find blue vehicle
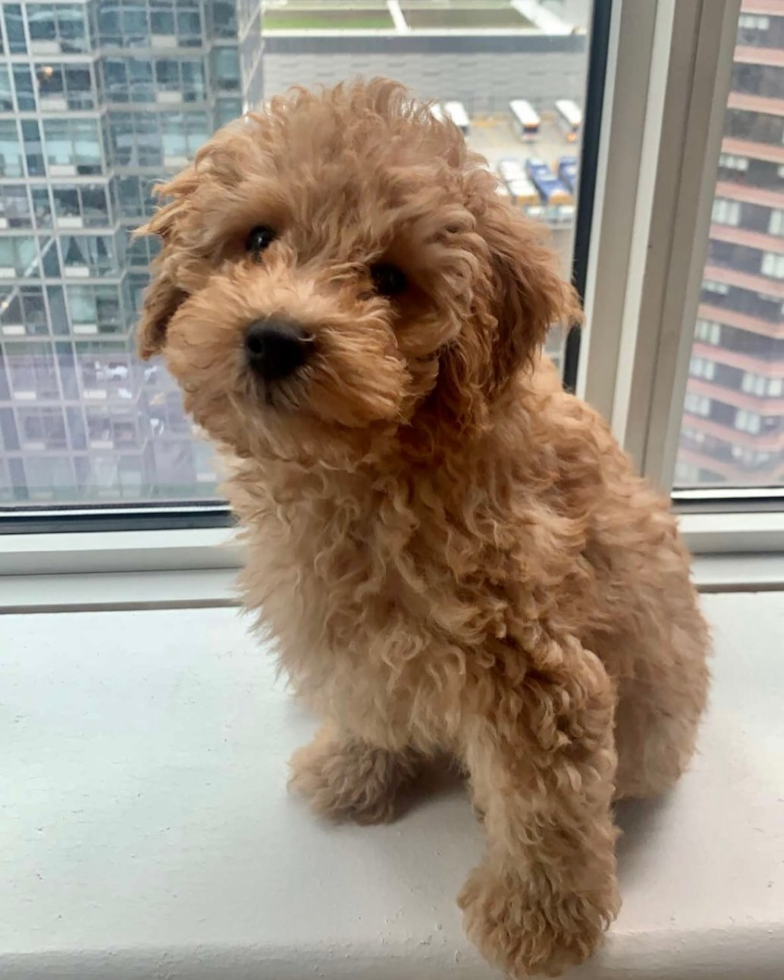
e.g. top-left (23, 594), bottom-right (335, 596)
top-left (525, 158), bottom-right (575, 224)
top-left (557, 156), bottom-right (579, 194)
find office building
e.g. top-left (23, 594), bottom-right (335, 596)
top-left (0, 0), bottom-right (260, 501)
top-left (677, 0), bottom-right (784, 486)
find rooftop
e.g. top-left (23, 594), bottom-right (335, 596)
top-left (261, 1), bottom-right (565, 34)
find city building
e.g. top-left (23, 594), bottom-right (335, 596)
top-left (0, 0), bottom-right (260, 502)
top-left (677, 0), bottom-right (784, 486)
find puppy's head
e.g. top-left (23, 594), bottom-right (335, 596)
top-left (136, 79), bottom-right (578, 461)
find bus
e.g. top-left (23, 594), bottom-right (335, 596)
top-left (556, 155), bottom-right (579, 194)
top-left (509, 100), bottom-right (541, 142)
top-left (525, 158), bottom-right (574, 223)
top-left (555, 99), bottom-right (582, 142)
top-left (442, 101), bottom-right (470, 135)
top-left (495, 160), bottom-right (542, 217)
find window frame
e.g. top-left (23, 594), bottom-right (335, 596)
top-left (3, 0), bottom-right (783, 566)
top-left (574, 0), bottom-right (784, 551)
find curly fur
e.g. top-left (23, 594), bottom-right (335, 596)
top-left (136, 79), bottom-right (710, 977)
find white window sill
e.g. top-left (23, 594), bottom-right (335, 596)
top-left (2, 594), bottom-right (783, 979)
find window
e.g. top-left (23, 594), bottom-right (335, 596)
top-left (27, 4), bottom-right (89, 55)
top-left (690, 357), bottom-right (716, 382)
top-left (18, 406), bottom-right (67, 449)
top-left (712, 198), bottom-right (740, 226)
top-left (735, 409), bottom-right (762, 435)
top-left (0, 285), bottom-right (48, 337)
top-left (0, 120), bottom-right (25, 177)
top-left (695, 319), bottom-right (722, 346)
top-left (0, 0), bottom-right (593, 507)
top-left (719, 153), bottom-right (749, 172)
top-left (43, 118), bottom-right (102, 175)
top-left (685, 393), bottom-right (712, 418)
top-left (52, 184), bottom-right (111, 229)
top-left (675, 7), bottom-right (784, 489)
top-left (738, 14), bottom-right (770, 31)
top-left (35, 62), bottom-right (95, 110)
top-left (761, 252), bottom-right (784, 280)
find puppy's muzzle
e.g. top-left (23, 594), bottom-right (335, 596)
top-left (244, 316), bottom-right (311, 382)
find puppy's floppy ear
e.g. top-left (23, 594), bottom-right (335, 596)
top-left (134, 166), bottom-right (198, 360)
top-left (480, 194), bottom-right (581, 394)
top-left (436, 190), bottom-right (580, 431)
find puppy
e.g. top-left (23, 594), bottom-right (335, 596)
top-left (136, 79), bottom-right (709, 978)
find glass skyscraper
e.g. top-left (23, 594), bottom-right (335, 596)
top-left (0, 0), bottom-right (262, 502)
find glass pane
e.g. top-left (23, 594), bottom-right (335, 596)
top-left (675, 4), bottom-right (784, 489)
top-left (1, 0), bottom-right (595, 506)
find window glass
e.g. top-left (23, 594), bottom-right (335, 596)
top-left (676, 5), bottom-right (784, 488)
top-left (0, 0), bottom-right (594, 504)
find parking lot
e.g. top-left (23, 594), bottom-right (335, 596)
top-left (464, 114), bottom-right (579, 280)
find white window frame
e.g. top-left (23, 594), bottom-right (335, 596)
top-left (1, 0), bottom-right (781, 580)
top-left (576, 0), bottom-right (784, 559)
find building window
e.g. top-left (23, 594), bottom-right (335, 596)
top-left (0, 284), bottom-right (48, 336)
top-left (18, 406), bottom-right (67, 449)
top-left (0, 65), bottom-right (13, 111)
top-left (60, 235), bottom-right (118, 278)
top-left (0, 237), bottom-right (39, 279)
top-left (690, 356), bottom-right (716, 381)
top-left (769, 210), bottom-right (784, 238)
top-left (761, 252), bottom-right (784, 280)
top-left (52, 184), bottom-right (111, 229)
top-left (719, 153), bottom-right (749, 172)
top-left (35, 62), bottom-right (95, 111)
top-left (742, 372), bottom-right (770, 397)
top-left (712, 198), bottom-right (740, 226)
top-left (738, 14), bottom-right (770, 31)
top-left (703, 279), bottom-right (730, 295)
top-left (695, 319), bottom-right (722, 345)
top-left (27, 4), bottom-right (89, 55)
top-left (6, 342), bottom-right (60, 400)
top-left (684, 393), bottom-right (712, 417)
top-left (735, 409), bottom-right (762, 434)
top-left (0, 120), bottom-right (25, 178)
top-left (67, 285), bottom-right (123, 335)
top-left (43, 118), bottom-right (102, 175)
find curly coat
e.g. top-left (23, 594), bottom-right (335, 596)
top-left (136, 79), bottom-right (710, 978)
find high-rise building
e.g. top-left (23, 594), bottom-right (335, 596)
top-left (677, 0), bottom-right (784, 487)
top-left (0, 0), bottom-right (261, 502)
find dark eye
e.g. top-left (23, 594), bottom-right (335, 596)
top-left (245, 225), bottom-right (277, 254)
top-left (370, 263), bottom-right (407, 298)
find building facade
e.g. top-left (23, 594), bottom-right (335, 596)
top-left (677, 0), bottom-right (784, 487)
top-left (0, 0), bottom-right (260, 502)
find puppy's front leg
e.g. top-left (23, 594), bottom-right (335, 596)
top-left (458, 637), bottom-right (620, 978)
top-left (289, 724), bottom-right (420, 825)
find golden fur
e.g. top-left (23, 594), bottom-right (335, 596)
top-left (136, 79), bottom-right (710, 977)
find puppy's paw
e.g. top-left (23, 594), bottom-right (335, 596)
top-left (288, 734), bottom-right (414, 826)
top-left (458, 861), bottom-right (618, 978)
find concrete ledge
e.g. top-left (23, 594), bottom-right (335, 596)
top-left (2, 595), bottom-right (782, 978)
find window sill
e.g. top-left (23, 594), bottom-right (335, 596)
top-left (3, 510), bottom-right (784, 582)
top-left (2, 595), bottom-right (783, 979)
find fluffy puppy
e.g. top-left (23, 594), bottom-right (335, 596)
top-left (135, 79), bottom-right (709, 978)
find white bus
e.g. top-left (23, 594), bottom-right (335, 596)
top-left (442, 101), bottom-right (470, 135)
top-left (555, 99), bottom-right (582, 142)
top-left (509, 100), bottom-right (541, 142)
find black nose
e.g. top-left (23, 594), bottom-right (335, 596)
top-left (244, 316), bottom-right (310, 382)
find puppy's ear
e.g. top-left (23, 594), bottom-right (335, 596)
top-left (481, 195), bottom-right (581, 394)
top-left (134, 167), bottom-right (198, 360)
top-left (436, 193), bottom-right (580, 431)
